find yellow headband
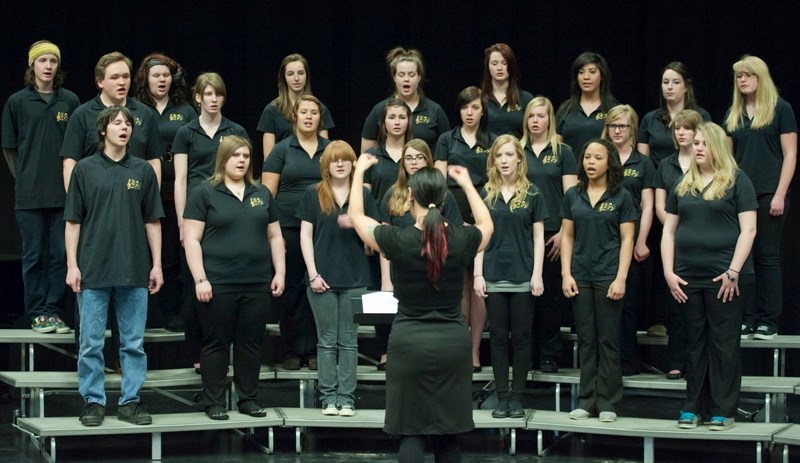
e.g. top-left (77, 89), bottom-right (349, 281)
top-left (28, 42), bottom-right (61, 66)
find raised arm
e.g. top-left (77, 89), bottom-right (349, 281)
top-left (350, 154), bottom-right (382, 252)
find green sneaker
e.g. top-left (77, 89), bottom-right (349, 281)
top-left (49, 315), bottom-right (71, 334)
top-left (31, 315), bottom-right (56, 333)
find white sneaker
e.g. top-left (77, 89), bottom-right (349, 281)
top-left (569, 408), bottom-right (591, 420)
top-left (599, 411), bottom-right (617, 422)
top-left (322, 403), bottom-right (338, 416)
top-left (338, 404), bottom-right (356, 417)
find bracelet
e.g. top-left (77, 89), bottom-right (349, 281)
top-left (194, 277), bottom-right (208, 285)
top-left (309, 274), bottom-right (321, 283)
top-left (728, 268), bottom-right (740, 273)
top-left (725, 271), bottom-right (738, 282)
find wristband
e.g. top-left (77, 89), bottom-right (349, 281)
top-left (309, 274), bottom-right (321, 283)
top-left (725, 271), bottom-right (738, 282)
top-left (728, 268), bottom-right (740, 273)
top-left (194, 277), bottom-right (208, 285)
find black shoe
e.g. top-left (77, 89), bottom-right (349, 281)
top-left (80, 402), bottom-right (105, 426)
top-left (540, 360), bottom-right (559, 373)
top-left (239, 401), bottom-right (267, 417)
top-left (118, 402), bottom-right (152, 425)
top-left (377, 361), bottom-right (387, 371)
top-left (621, 361), bottom-right (640, 376)
top-left (472, 365), bottom-right (482, 373)
top-left (492, 400), bottom-right (509, 418)
top-left (307, 355), bottom-right (318, 371)
top-left (283, 354), bottom-right (301, 370)
top-left (508, 400), bottom-right (526, 418)
top-left (164, 315), bottom-right (186, 332)
top-left (206, 405), bottom-right (229, 421)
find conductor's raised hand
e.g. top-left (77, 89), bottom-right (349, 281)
top-left (355, 153), bottom-right (379, 173)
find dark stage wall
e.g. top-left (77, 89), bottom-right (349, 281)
top-left (1, 1), bottom-right (799, 332)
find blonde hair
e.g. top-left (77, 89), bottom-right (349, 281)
top-left (725, 55), bottom-right (779, 132)
top-left (316, 141), bottom-right (357, 215)
top-left (675, 122), bottom-right (738, 201)
top-left (602, 104), bottom-right (639, 147)
top-left (670, 109), bottom-right (703, 149)
top-left (520, 96), bottom-right (561, 157)
top-left (210, 136), bottom-right (255, 186)
top-left (387, 139), bottom-right (433, 217)
top-left (483, 135), bottom-right (534, 212)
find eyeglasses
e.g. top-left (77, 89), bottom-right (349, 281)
top-left (735, 72), bottom-right (756, 80)
top-left (403, 154), bottom-right (426, 163)
top-left (607, 124), bottom-right (631, 132)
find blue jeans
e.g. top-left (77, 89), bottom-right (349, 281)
top-left (307, 287), bottom-right (365, 407)
top-left (77, 287), bottom-right (148, 406)
top-left (15, 208), bottom-right (68, 321)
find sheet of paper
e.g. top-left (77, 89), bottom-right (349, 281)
top-left (361, 291), bottom-right (398, 314)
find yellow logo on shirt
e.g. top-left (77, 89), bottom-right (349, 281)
top-left (134, 117), bottom-right (142, 126)
top-left (595, 113), bottom-right (606, 121)
top-left (169, 113), bottom-right (185, 121)
top-left (476, 146), bottom-right (489, 154)
top-left (542, 155), bottom-right (558, 164)
top-left (507, 104), bottom-right (520, 112)
top-left (623, 168), bottom-right (639, 177)
top-left (56, 111), bottom-right (69, 122)
top-left (127, 179), bottom-right (141, 190)
top-left (416, 115), bottom-right (431, 125)
top-left (250, 197), bottom-right (264, 207)
top-left (598, 202), bottom-right (615, 212)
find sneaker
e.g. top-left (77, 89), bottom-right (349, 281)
top-left (492, 400), bottom-right (510, 418)
top-left (508, 400), bottom-right (525, 419)
top-left (79, 402), bottom-right (105, 426)
top-left (540, 360), bottom-right (559, 373)
top-left (677, 411), bottom-right (699, 429)
top-left (307, 356), bottom-right (318, 371)
top-left (31, 315), bottom-right (56, 333)
top-left (741, 324), bottom-right (754, 340)
top-left (117, 402), bottom-right (152, 425)
top-left (599, 411), bottom-right (617, 422)
top-left (282, 355), bottom-right (301, 370)
top-left (708, 416), bottom-right (735, 431)
top-left (322, 403), bottom-right (338, 416)
top-left (49, 315), bottom-right (71, 334)
top-left (754, 325), bottom-right (777, 340)
top-left (338, 404), bottom-right (356, 417)
top-left (569, 408), bottom-right (591, 420)
top-left (646, 324), bottom-right (667, 337)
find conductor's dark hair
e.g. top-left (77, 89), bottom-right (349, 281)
top-left (408, 167), bottom-right (449, 288)
top-left (576, 138), bottom-right (623, 196)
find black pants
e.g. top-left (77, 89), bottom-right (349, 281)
top-left (276, 227), bottom-right (317, 359)
top-left (620, 257), bottom-right (649, 365)
top-left (399, 435), bottom-right (460, 463)
top-left (156, 198), bottom-right (183, 323)
top-left (572, 280), bottom-right (623, 414)
top-left (486, 291), bottom-right (533, 401)
top-left (744, 194), bottom-right (787, 331)
top-left (197, 289), bottom-right (270, 409)
top-left (534, 232), bottom-right (569, 365)
top-left (683, 276), bottom-right (752, 418)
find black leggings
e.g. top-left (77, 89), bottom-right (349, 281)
top-left (399, 435), bottom-right (461, 463)
top-left (486, 291), bottom-right (533, 401)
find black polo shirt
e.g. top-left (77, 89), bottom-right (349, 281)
top-left (2, 86), bottom-right (80, 209)
top-left (434, 126), bottom-right (496, 187)
top-left (621, 150), bottom-right (655, 211)
top-left (556, 106), bottom-right (610, 160)
top-left (482, 184), bottom-right (549, 282)
top-left (59, 96), bottom-right (164, 162)
top-left (183, 181), bottom-right (278, 288)
top-left (262, 135), bottom-right (331, 228)
top-left (379, 187), bottom-right (463, 227)
top-left (666, 170), bottom-right (758, 277)
top-left (143, 99), bottom-right (197, 194)
top-left (726, 98), bottom-right (797, 194)
top-left (256, 100), bottom-right (335, 143)
top-left (560, 186), bottom-right (637, 281)
top-left (638, 108), bottom-right (711, 166)
top-left (172, 116), bottom-right (249, 195)
top-left (525, 142), bottom-right (577, 233)
top-left (652, 153), bottom-right (685, 192)
top-left (486, 90), bottom-right (534, 138)
top-left (63, 151), bottom-right (164, 289)
top-left (363, 144), bottom-right (400, 203)
top-left (362, 96), bottom-right (450, 150)
top-left (296, 185), bottom-right (378, 288)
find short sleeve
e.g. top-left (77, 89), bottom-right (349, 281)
top-left (559, 187), bottom-right (577, 219)
top-left (295, 185), bottom-right (319, 224)
top-left (560, 144), bottom-right (578, 175)
top-left (776, 99), bottom-right (798, 135)
top-left (265, 187), bottom-right (280, 223)
top-left (434, 104), bottom-right (451, 136)
top-left (378, 188), bottom-right (393, 223)
top-left (734, 172), bottom-right (759, 212)
top-left (363, 187), bottom-right (380, 220)
top-left (374, 225), bottom-right (401, 260)
top-left (263, 143), bottom-right (287, 173)
top-left (256, 103), bottom-right (278, 134)
top-left (530, 188), bottom-right (550, 223)
top-left (443, 190), bottom-right (464, 225)
top-left (361, 103), bottom-right (382, 140)
top-left (637, 111), bottom-right (654, 144)
top-left (59, 110), bottom-right (89, 160)
top-left (172, 125), bottom-right (191, 155)
top-left (143, 112), bottom-right (165, 160)
top-left (1, 97), bottom-right (18, 149)
top-left (320, 102), bottom-right (335, 131)
top-left (183, 185), bottom-right (209, 221)
top-left (665, 187), bottom-right (679, 215)
top-left (642, 156), bottom-right (656, 189)
top-left (618, 189), bottom-right (639, 223)
top-left (434, 131), bottom-right (451, 162)
top-left (63, 165), bottom-right (85, 222)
